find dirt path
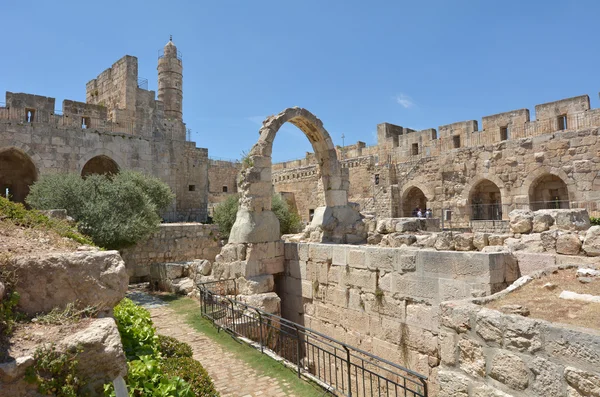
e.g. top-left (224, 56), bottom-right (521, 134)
top-left (149, 304), bottom-right (297, 397)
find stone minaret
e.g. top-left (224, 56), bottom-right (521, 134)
top-left (158, 36), bottom-right (183, 121)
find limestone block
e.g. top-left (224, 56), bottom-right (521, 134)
top-left (439, 279), bottom-right (470, 301)
top-left (475, 308), bottom-right (504, 344)
top-left (171, 277), bottom-right (194, 295)
top-left (489, 352), bottom-right (530, 390)
top-left (11, 250), bottom-right (128, 316)
top-left (509, 210), bottom-right (533, 234)
top-left (488, 233), bottom-right (512, 246)
top-left (415, 233), bottom-right (437, 248)
top-left (473, 233), bottom-right (489, 251)
top-left (229, 208), bottom-right (281, 244)
top-left (301, 280), bottom-right (314, 299)
top-left (504, 315), bottom-right (542, 353)
top-left (532, 211), bottom-right (555, 233)
top-left (434, 232), bottom-right (455, 251)
top-left (332, 245), bottom-right (348, 265)
top-left (544, 324), bottom-right (600, 368)
top-left (367, 233), bottom-right (383, 245)
top-left (240, 292), bottom-right (280, 314)
top-left (440, 302), bottom-right (478, 333)
top-left (383, 233), bottom-right (417, 247)
top-left (309, 244), bottom-right (333, 262)
top-left (341, 268), bottom-right (376, 292)
top-left (237, 275), bottom-right (274, 295)
top-left (406, 302), bottom-right (438, 331)
top-left (438, 370), bottom-right (469, 397)
top-left (540, 229), bottom-right (559, 252)
top-left (514, 252), bottom-right (556, 275)
top-left (284, 242), bottom-right (299, 260)
top-left (471, 384), bottom-right (512, 397)
top-left (583, 226), bottom-right (600, 256)
top-left (438, 330), bottom-right (457, 366)
top-left (564, 367), bottom-right (600, 397)
top-left (554, 209), bottom-right (591, 231)
top-left (394, 275), bottom-right (438, 301)
top-left (396, 251), bottom-right (417, 273)
top-left (556, 232), bottom-right (582, 255)
top-left (395, 219), bottom-right (420, 232)
top-left (365, 247), bottom-right (395, 271)
top-left (530, 357), bottom-right (564, 397)
top-left (454, 233), bottom-right (475, 251)
top-left (458, 338), bottom-right (486, 377)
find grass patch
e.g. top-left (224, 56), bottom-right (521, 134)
top-left (164, 296), bottom-right (329, 397)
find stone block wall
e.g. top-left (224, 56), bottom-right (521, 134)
top-left (438, 301), bottom-right (600, 396)
top-left (280, 243), bottom-right (519, 394)
top-left (120, 223), bottom-right (221, 282)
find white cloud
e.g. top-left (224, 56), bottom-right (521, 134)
top-left (395, 93), bottom-right (415, 109)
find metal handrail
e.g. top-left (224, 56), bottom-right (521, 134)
top-left (198, 279), bottom-right (428, 397)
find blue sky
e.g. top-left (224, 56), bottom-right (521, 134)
top-left (1, 1), bottom-right (599, 162)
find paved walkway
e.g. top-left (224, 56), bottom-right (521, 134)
top-left (131, 291), bottom-right (299, 396)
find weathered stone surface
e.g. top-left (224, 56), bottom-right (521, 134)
top-left (473, 233), bottom-right (489, 251)
top-left (476, 308), bottom-right (504, 344)
top-left (556, 233), bottom-right (582, 255)
top-left (530, 357), bottom-right (563, 397)
top-left (171, 277), bottom-right (194, 294)
top-left (564, 367), bottom-right (600, 397)
top-left (458, 338), bottom-right (486, 377)
top-left (583, 226), bottom-right (600, 256)
top-left (229, 208), bottom-right (281, 244)
top-left (488, 234), bottom-right (512, 246)
top-left (439, 331), bottom-right (457, 366)
top-left (0, 355), bottom-right (34, 383)
top-left (489, 352), bottom-right (529, 390)
top-left (514, 252), bottom-right (556, 275)
top-left (61, 317), bottom-right (128, 394)
top-left (11, 250), bottom-right (128, 315)
top-left (240, 292), bottom-right (281, 314)
top-left (434, 232), bottom-right (455, 251)
top-left (532, 211), bottom-right (555, 233)
top-left (540, 229), bottom-right (559, 251)
top-left (382, 233), bottom-right (417, 247)
top-left (237, 275), bottom-right (274, 295)
top-left (438, 370), bottom-right (469, 397)
top-left (455, 233), bottom-right (475, 251)
top-left (509, 210), bottom-right (533, 234)
top-left (554, 209), bottom-right (591, 231)
top-left (471, 384), bottom-right (512, 397)
top-left (500, 304), bottom-right (530, 317)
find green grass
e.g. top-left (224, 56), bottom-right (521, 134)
top-left (164, 296), bottom-right (330, 397)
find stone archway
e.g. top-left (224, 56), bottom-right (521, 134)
top-left (402, 186), bottom-right (427, 217)
top-left (0, 147), bottom-right (38, 204)
top-left (81, 155), bottom-right (120, 177)
top-left (529, 173), bottom-right (570, 210)
top-left (229, 107), bottom-right (360, 244)
top-left (469, 179), bottom-right (502, 220)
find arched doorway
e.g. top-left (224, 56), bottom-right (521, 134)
top-left (469, 179), bottom-right (502, 220)
top-left (529, 174), bottom-right (569, 210)
top-left (229, 107), bottom-right (358, 244)
top-left (402, 187), bottom-right (427, 217)
top-left (0, 148), bottom-right (38, 204)
top-left (81, 155), bottom-right (119, 177)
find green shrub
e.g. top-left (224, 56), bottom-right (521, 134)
top-left (591, 216), bottom-right (600, 226)
top-left (0, 267), bottom-right (20, 338)
top-left (26, 171), bottom-right (174, 249)
top-left (0, 196), bottom-right (93, 246)
top-left (112, 298), bottom-right (159, 360)
top-left (162, 357), bottom-right (220, 397)
top-left (104, 355), bottom-right (194, 397)
top-left (158, 334), bottom-right (193, 358)
top-left (213, 193), bottom-right (302, 239)
top-left (25, 344), bottom-right (83, 397)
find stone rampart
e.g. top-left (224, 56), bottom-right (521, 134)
top-left (120, 223), bottom-right (221, 282)
top-left (438, 300), bottom-right (600, 396)
top-left (279, 243), bottom-right (519, 394)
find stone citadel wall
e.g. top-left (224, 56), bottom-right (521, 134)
top-left (0, 42), bottom-right (209, 222)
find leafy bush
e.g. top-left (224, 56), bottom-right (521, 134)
top-left (25, 344), bottom-right (83, 397)
top-left (0, 196), bottom-right (93, 246)
top-left (591, 216), bottom-right (600, 226)
top-left (112, 298), bottom-right (159, 360)
top-left (212, 194), bottom-right (240, 239)
top-left (104, 355), bottom-right (193, 397)
top-left (158, 334), bottom-right (193, 358)
top-left (162, 357), bottom-right (220, 397)
top-left (0, 267), bottom-right (20, 338)
top-left (26, 171), bottom-right (174, 249)
top-left (213, 193), bottom-right (302, 239)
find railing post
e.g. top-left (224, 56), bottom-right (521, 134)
top-left (256, 309), bottom-right (264, 354)
top-left (344, 345), bottom-right (352, 397)
top-left (294, 325), bottom-right (301, 378)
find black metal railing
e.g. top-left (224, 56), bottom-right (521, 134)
top-left (199, 280), bottom-right (428, 397)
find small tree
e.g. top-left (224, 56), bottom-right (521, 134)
top-left (212, 193), bottom-right (302, 240)
top-left (27, 171), bottom-right (174, 250)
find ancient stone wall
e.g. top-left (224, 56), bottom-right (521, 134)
top-left (207, 159), bottom-right (241, 215)
top-left (438, 301), bottom-right (600, 397)
top-left (120, 223), bottom-right (221, 282)
top-left (279, 243), bottom-right (519, 395)
top-left (0, 40), bottom-right (209, 222)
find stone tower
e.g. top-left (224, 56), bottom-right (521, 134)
top-left (158, 36), bottom-right (183, 121)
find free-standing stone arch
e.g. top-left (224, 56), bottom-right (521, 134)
top-left (0, 147), bottom-right (38, 204)
top-left (402, 186), bottom-right (428, 217)
top-left (529, 173), bottom-right (570, 210)
top-left (81, 155), bottom-right (120, 177)
top-left (229, 107), bottom-right (361, 244)
top-left (468, 179), bottom-right (502, 220)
